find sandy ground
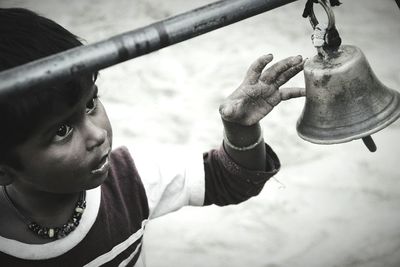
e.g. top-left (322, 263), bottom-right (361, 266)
top-left (1, 0), bottom-right (400, 266)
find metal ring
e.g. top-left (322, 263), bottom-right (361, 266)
top-left (309, 0), bottom-right (336, 30)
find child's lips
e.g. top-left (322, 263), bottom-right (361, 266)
top-left (91, 154), bottom-right (110, 175)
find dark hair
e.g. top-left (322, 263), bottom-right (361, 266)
top-left (0, 8), bottom-right (96, 168)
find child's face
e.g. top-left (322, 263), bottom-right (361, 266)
top-left (10, 85), bottom-right (113, 194)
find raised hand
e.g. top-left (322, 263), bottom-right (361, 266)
top-left (219, 54), bottom-right (305, 126)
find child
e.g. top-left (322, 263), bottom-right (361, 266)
top-left (0, 8), bottom-right (304, 267)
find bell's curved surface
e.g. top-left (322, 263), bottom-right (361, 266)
top-left (297, 45), bottom-right (400, 144)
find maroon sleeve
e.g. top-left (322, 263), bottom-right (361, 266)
top-left (203, 143), bottom-right (280, 206)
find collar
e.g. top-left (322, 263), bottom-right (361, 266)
top-left (0, 187), bottom-right (101, 259)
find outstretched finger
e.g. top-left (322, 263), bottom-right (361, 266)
top-left (280, 87), bottom-right (306, 101)
top-left (274, 59), bottom-right (305, 87)
top-left (245, 54), bottom-right (274, 84)
top-left (260, 55), bottom-right (303, 83)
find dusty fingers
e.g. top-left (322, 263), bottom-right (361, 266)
top-left (245, 54), bottom-right (274, 84)
top-left (220, 55), bottom-right (305, 126)
top-left (274, 59), bottom-right (305, 87)
top-left (260, 55), bottom-right (303, 84)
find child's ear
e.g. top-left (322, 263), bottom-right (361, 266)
top-left (0, 165), bottom-right (15, 185)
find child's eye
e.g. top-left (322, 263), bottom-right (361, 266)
top-left (53, 124), bottom-right (73, 142)
top-left (86, 96), bottom-right (98, 114)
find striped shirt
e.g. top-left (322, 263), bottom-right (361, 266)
top-left (0, 144), bottom-right (280, 266)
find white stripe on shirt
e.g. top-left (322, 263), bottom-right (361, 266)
top-left (119, 242), bottom-right (142, 267)
top-left (83, 219), bottom-right (148, 267)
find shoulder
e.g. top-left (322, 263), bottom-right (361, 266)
top-left (109, 146), bottom-right (136, 174)
top-left (104, 146), bottom-right (149, 215)
top-left (107, 146), bottom-right (143, 187)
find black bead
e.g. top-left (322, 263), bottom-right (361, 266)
top-left (28, 223), bottom-right (36, 230)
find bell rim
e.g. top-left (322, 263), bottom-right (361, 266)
top-left (296, 89), bottom-right (400, 145)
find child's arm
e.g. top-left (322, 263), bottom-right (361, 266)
top-left (134, 55), bottom-right (305, 216)
top-left (219, 54), bottom-right (305, 171)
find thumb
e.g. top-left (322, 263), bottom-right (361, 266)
top-left (280, 87), bottom-right (306, 101)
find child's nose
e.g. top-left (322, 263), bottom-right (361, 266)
top-left (84, 118), bottom-right (107, 151)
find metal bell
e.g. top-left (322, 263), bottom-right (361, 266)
top-left (296, 45), bottom-right (400, 147)
top-left (297, 0), bottom-right (400, 152)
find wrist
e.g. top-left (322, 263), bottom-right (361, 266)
top-left (224, 129), bottom-right (263, 151)
top-left (222, 119), bottom-right (263, 149)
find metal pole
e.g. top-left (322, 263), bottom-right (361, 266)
top-left (0, 0), bottom-right (298, 96)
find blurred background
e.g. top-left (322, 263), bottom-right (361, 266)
top-left (1, 0), bottom-right (400, 266)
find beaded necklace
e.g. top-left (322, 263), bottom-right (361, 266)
top-left (2, 186), bottom-right (86, 240)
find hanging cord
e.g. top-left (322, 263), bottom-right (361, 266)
top-left (303, 0), bottom-right (342, 57)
